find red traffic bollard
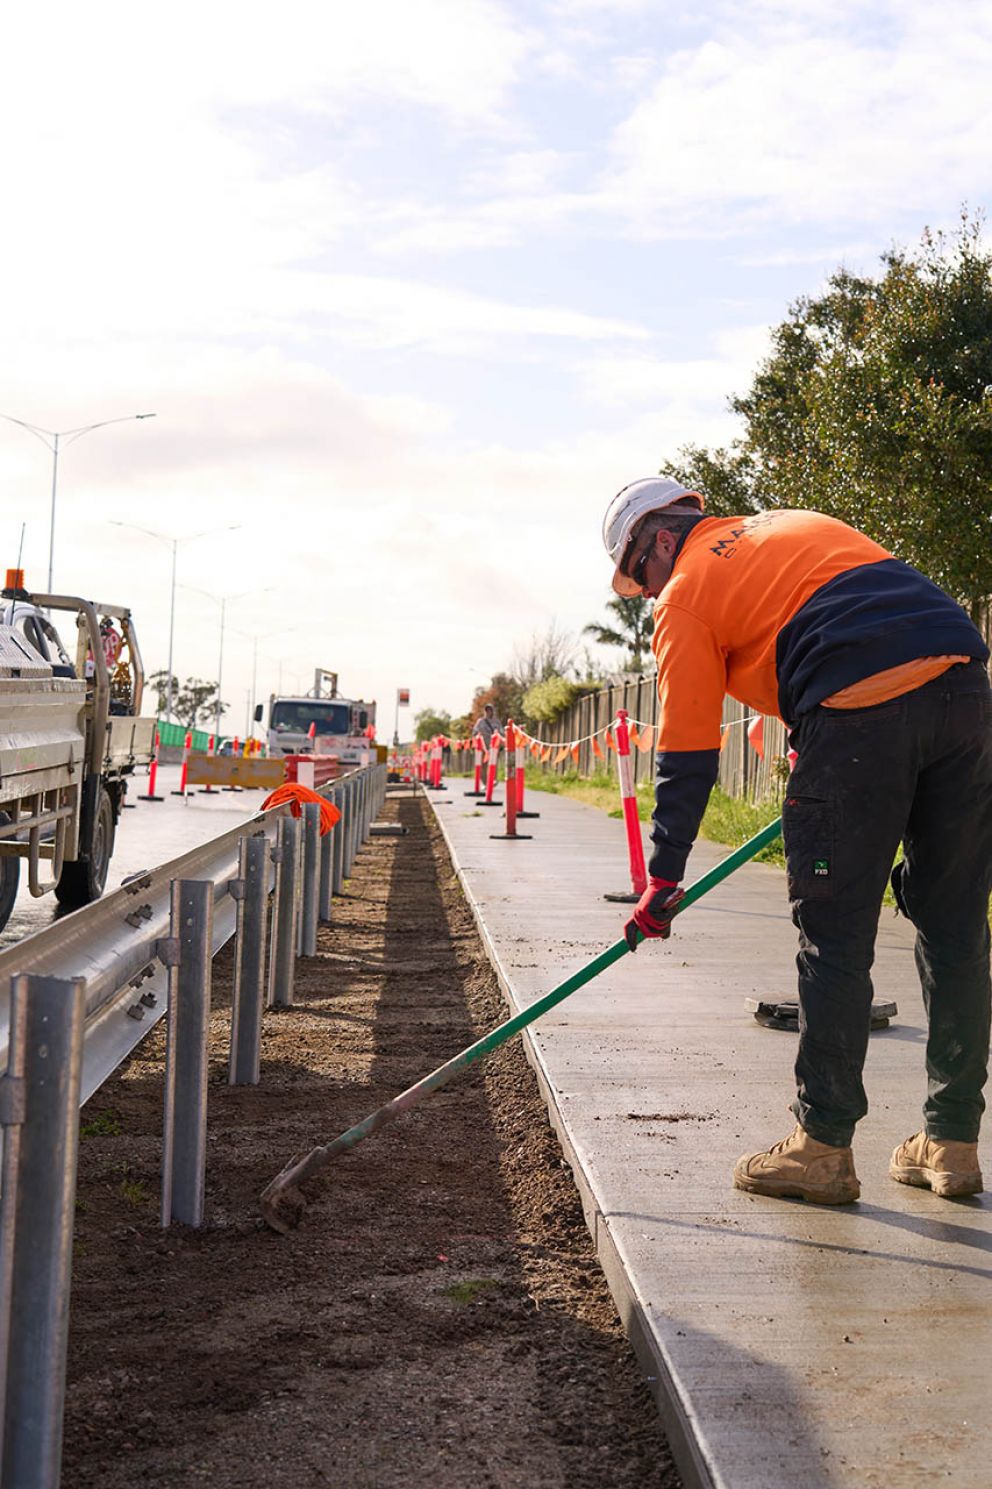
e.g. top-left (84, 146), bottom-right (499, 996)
top-left (172, 730), bottom-right (193, 796)
top-left (515, 728), bottom-right (540, 819)
top-left (199, 733), bottom-right (218, 794)
top-left (490, 721), bottom-right (531, 841)
top-left (604, 710), bottom-right (648, 902)
top-left (139, 729), bottom-right (164, 802)
top-left (465, 734), bottom-right (485, 797)
top-left (480, 732), bottom-right (502, 807)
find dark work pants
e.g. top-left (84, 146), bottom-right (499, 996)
top-left (784, 661), bottom-right (992, 1147)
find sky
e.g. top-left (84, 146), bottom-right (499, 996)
top-left (1, 0), bottom-right (990, 737)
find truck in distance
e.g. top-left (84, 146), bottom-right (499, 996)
top-left (255, 667), bottom-right (376, 766)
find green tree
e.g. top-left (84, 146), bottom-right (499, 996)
top-left (414, 707), bottom-right (452, 742)
top-left (583, 594), bottom-right (654, 672)
top-left (670, 213), bottom-right (992, 617)
top-left (148, 671), bottom-right (226, 727)
top-left (469, 673), bottom-right (525, 730)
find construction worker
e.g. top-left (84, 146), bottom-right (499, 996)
top-left (604, 477), bottom-right (992, 1204)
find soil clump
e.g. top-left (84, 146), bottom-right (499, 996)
top-left (63, 791), bottom-right (680, 1488)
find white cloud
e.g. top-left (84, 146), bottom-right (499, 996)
top-left (603, 2), bottom-right (992, 232)
top-left (576, 325), bottom-right (770, 425)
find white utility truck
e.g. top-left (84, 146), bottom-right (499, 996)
top-left (0, 572), bottom-right (154, 933)
top-left (256, 668), bottom-right (376, 765)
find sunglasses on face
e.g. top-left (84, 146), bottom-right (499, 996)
top-left (627, 533), bottom-right (656, 589)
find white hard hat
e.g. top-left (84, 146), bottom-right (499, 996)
top-left (603, 477), bottom-right (704, 594)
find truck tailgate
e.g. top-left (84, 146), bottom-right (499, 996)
top-left (104, 715), bottom-right (156, 773)
top-left (0, 678), bottom-right (86, 806)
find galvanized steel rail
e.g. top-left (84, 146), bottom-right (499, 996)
top-left (0, 762), bottom-right (388, 1488)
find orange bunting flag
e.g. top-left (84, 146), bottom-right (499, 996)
top-left (530, 741), bottom-right (540, 758)
top-left (629, 725), bottom-right (640, 747)
top-left (553, 745), bottom-right (569, 765)
top-left (541, 746), bottom-right (552, 763)
top-left (605, 728), bottom-right (616, 753)
top-left (570, 742), bottom-right (580, 762)
top-left (636, 724), bottom-right (654, 753)
top-left (747, 715), bottom-right (765, 761)
top-left (592, 736), bottom-right (605, 760)
top-left (719, 725), bottom-right (731, 754)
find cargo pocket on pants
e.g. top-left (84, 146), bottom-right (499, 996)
top-left (783, 794), bottom-right (835, 901)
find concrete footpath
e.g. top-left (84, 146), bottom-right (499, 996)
top-left (427, 785), bottom-right (992, 1489)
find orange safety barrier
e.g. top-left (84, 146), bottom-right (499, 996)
top-left (285, 754), bottom-right (340, 791)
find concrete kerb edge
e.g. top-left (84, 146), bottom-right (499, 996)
top-left (425, 795), bottom-right (716, 1489)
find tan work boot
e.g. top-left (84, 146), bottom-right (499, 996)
top-left (889, 1132), bottom-right (983, 1197)
top-left (733, 1123), bottom-right (860, 1204)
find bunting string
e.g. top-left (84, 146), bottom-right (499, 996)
top-left (446, 712), bottom-right (761, 758)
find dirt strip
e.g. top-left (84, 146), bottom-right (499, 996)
top-left (63, 791), bottom-right (680, 1488)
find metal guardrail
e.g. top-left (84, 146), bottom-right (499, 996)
top-left (0, 762), bottom-right (389, 1489)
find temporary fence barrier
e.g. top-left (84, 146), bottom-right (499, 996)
top-left (186, 753), bottom-right (285, 792)
top-left (0, 760), bottom-right (387, 1489)
top-left (154, 721), bottom-right (211, 753)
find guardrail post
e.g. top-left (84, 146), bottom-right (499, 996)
top-left (0, 973), bottom-right (86, 1489)
top-left (161, 880), bottom-right (213, 1228)
top-left (229, 835), bottom-right (268, 1085)
top-left (268, 815), bottom-right (299, 1008)
top-left (299, 802), bottom-right (321, 956)
top-left (343, 778), bottom-right (357, 881)
top-left (332, 785), bottom-right (345, 894)
top-left (318, 806), bottom-right (334, 923)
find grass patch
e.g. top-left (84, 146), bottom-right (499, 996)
top-left (442, 1278), bottom-right (500, 1305)
top-left (113, 1162), bottom-right (152, 1207)
top-left (699, 787), bottom-right (786, 866)
top-left (80, 1109), bottom-right (122, 1139)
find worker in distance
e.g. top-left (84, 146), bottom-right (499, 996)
top-left (605, 477), bottom-right (992, 1203)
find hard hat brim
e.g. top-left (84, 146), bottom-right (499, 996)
top-left (612, 564), bottom-right (643, 598)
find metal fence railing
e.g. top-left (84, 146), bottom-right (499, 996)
top-left (0, 763), bottom-right (388, 1489)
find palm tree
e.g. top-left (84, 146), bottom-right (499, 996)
top-left (583, 595), bottom-right (654, 673)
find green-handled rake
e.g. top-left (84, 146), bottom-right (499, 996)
top-left (260, 817), bottom-right (782, 1232)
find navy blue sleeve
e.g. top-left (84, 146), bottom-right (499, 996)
top-left (647, 749), bottom-right (721, 883)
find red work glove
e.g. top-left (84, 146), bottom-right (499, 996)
top-left (624, 878), bottom-right (684, 950)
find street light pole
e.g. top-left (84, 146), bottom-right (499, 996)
top-left (177, 582), bottom-right (271, 743)
top-left (1, 411), bottom-right (156, 590)
top-left (109, 520), bottom-right (241, 723)
top-left (167, 539), bottom-right (178, 724)
top-left (217, 596), bottom-right (226, 742)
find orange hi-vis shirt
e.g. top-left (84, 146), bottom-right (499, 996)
top-left (653, 511), bottom-right (893, 751)
top-left (646, 510), bottom-right (987, 882)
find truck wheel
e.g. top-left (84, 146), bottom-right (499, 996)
top-left (55, 788), bottom-right (116, 909)
top-left (0, 814), bottom-right (19, 933)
